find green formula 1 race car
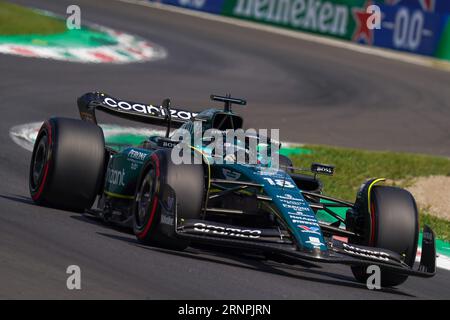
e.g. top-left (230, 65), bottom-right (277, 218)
top-left (29, 92), bottom-right (436, 287)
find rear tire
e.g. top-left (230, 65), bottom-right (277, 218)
top-left (133, 149), bottom-right (205, 250)
top-left (350, 186), bottom-right (419, 287)
top-left (29, 118), bottom-right (105, 212)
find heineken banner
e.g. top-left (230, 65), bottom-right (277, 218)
top-left (223, 0), bottom-right (360, 40)
top-left (148, 0), bottom-right (450, 61)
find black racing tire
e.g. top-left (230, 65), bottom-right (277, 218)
top-left (279, 154), bottom-right (294, 173)
top-left (351, 186), bottom-right (419, 287)
top-left (133, 149), bottom-right (205, 250)
top-left (29, 118), bottom-right (105, 212)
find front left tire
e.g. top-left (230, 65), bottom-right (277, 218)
top-left (133, 149), bottom-right (205, 250)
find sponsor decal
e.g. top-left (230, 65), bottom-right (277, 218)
top-left (193, 222), bottom-right (261, 239)
top-left (342, 243), bottom-right (390, 262)
top-left (288, 212), bottom-right (317, 221)
top-left (279, 199), bottom-right (305, 206)
top-left (288, 211), bottom-right (317, 218)
top-left (276, 194), bottom-right (305, 202)
top-left (305, 236), bottom-right (325, 247)
top-left (300, 216), bottom-right (317, 222)
top-left (283, 203), bottom-right (311, 212)
top-left (106, 168), bottom-right (126, 187)
top-left (128, 149), bottom-right (148, 161)
top-left (291, 219), bottom-right (319, 227)
top-left (160, 140), bottom-right (178, 148)
top-left (291, 216), bottom-right (319, 223)
top-left (287, 209), bottom-right (313, 215)
top-left (311, 162), bottom-right (335, 175)
top-left (298, 225), bottom-right (321, 235)
top-left (222, 168), bottom-right (242, 180)
top-left (256, 168), bottom-right (282, 177)
top-left (103, 97), bottom-right (198, 120)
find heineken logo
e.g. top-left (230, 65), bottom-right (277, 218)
top-left (233, 0), bottom-right (349, 36)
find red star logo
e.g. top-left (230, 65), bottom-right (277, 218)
top-left (352, 1), bottom-right (375, 45)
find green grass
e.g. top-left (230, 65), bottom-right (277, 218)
top-left (421, 212), bottom-right (450, 241)
top-left (289, 144), bottom-right (450, 240)
top-left (0, 1), bottom-right (66, 35)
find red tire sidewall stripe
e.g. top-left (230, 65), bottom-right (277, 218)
top-left (32, 121), bottom-right (52, 201)
top-left (137, 153), bottom-right (160, 239)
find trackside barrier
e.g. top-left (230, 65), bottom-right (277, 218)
top-left (147, 0), bottom-right (450, 62)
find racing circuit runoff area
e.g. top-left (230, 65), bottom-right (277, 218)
top-left (0, 0), bottom-right (450, 301)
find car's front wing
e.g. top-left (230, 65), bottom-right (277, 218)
top-left (174, 217), bottom-right (436, 278)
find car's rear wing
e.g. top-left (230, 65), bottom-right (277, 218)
top-left (77, 92), bottom-right (199, 128)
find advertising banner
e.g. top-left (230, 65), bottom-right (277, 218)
top-left (222, 0), bottom-right (365, 40)
top-left (374, 3), bottom-right (445, 56)
top-left (148, 0), bottom-right (450, 61)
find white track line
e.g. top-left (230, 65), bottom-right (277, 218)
top-left (116, 0), bottom-right (450, 72)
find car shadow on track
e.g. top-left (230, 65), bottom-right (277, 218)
top-left (97, 231), bottom-right (416, 298)
top-left (0, 193), bottom-right (416, 298)
top-left (0, 194), bottom-right (35, 206)
top-left (71, 213), bottom-right (135, 234)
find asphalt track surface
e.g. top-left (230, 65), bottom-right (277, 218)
top-left (1, 0), bottom-right (449, 299)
